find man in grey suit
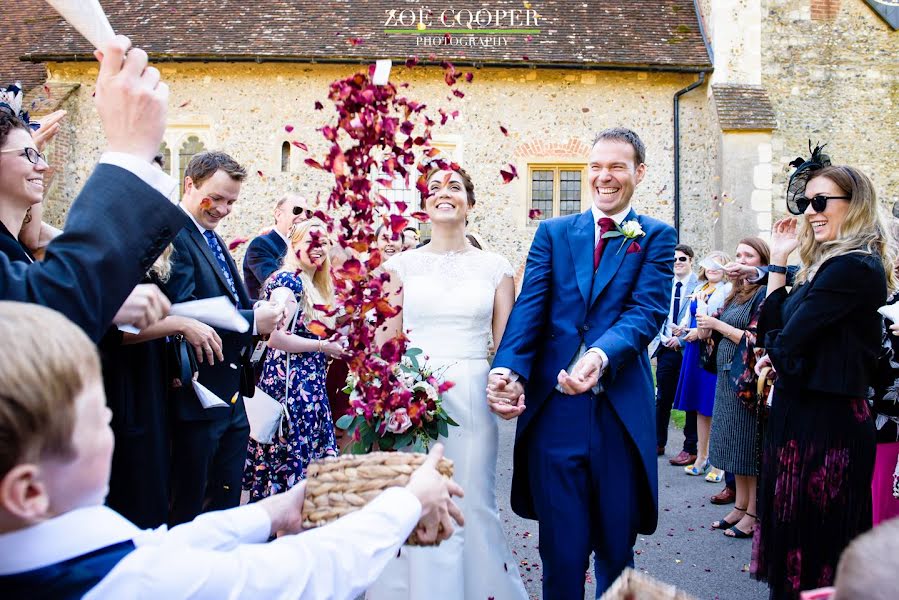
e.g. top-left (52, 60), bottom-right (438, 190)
top-left (653, 244), bottom-right (700, 464)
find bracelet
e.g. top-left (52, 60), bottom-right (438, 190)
top-left (768, 264), bottom-right (788, 275)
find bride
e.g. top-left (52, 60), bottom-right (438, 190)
top-left (367, 166), bottom-right (528, 599)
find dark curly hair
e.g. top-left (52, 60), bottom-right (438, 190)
top-left (0, 110), bottom-right (30, 150)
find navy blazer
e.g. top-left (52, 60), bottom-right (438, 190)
top-left (0, 164), bottom-right (185, 342)
top-left (166, 222), bottom-right (255, 421)
top-left (242, 229), bottom-right (287, 300)
top-left (493, 208), bottom-right (676, 533)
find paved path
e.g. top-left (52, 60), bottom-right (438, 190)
top-left (496, 418), bottom-right (770, 600)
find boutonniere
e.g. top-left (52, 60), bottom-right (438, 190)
top-left (601, 219), bottom-right (646, 254)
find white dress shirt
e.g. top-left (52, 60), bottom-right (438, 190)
top-left (659, 273), bottom-right (693, 344)
top-left (491, 204), bottom-right (631, 387)
top-left (0, 488), bottom-right (421, 600)
top-left (99, 152), bottom-right (178, 202)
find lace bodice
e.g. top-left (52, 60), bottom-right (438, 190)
top-left (385, 249), bottom-right (514, 360)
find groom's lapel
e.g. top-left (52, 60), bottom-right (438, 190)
top-left (590, 208), bottom-right (638, 308)
top-left (568, 210), bottom-right (595, 305)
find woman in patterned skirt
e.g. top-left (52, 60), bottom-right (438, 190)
top-left (697, 238), bottom-right (769, 539)
top-left (243, 218), bottom-right (342, 501)
top-left (752, 158), bottom-right (893, 599)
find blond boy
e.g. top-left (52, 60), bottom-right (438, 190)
top-left (0, 302), bottom-right (462, 599)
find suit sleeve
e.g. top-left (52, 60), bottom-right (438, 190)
top-left (765, 256), bottom-right (883, 376)
top-left (0, 164), bottom-right (185, 342)
top-left (589, 223), bottom-right (676, 379)
top-left (244, 240), bottom-right (282, 293)
top-left (492, 221), bottom-right (553, 381)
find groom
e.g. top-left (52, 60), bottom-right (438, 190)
top-left (490, 128), bottom-right (675, 597)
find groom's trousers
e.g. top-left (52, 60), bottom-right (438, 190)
top-left (527, 390), bottom-right (643, 598)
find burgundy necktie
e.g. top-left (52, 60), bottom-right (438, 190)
top-left (594, 217), bottom-right (616, 270)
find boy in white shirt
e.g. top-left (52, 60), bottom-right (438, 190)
top-left (0, 302), bottom-right (463, 599)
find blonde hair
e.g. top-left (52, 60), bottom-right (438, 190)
top-left (796, 166), bottom-right (898, 293)
top-left (279, 218), bottom-right (336, 329)
top-left (149, 244), bottom-right (174, 282)
top-left (696, 250), bottom-right (731, 286)
top-left (0, 302), bottom-right (100, 478)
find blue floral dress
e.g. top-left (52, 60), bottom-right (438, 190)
top-left (242, 271), bottom-right (337, 501)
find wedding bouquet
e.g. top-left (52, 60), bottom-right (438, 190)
top-left (336, 348), bottom-right (457, 454)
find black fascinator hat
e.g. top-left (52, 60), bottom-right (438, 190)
top-left (786, 141), bottom-right (831, 215)
top-left (0, 83), bottom-right (39, 131)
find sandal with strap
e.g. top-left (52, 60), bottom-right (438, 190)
top-left (712, 507), bottom-right (746, 530)
top-left (705, 468), bottom-right (724, 483)
top-left (724, 513), bottom-right (757, 539)
top-left (685, 459), bottom-right (710, 476)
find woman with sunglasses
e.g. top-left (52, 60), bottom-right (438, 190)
top-left (0, 104), bottom-right (48, 263)
top-left (751, 149), bottom-right (894, 599)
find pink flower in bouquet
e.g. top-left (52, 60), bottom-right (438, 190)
top-left (386, 408), bottom-right (413, 434)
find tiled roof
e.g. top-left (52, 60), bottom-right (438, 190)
top-left (1, 4), bottom-right (54, 89)
top-left (17, 0), bottom-right (711, 71)
top-left (712, 84), bottom-right (777, 131)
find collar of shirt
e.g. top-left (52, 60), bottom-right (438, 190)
top-left (273, 228), bottom-right (290, 247)
top-left (591, 204), bottom-right (632, 242)
top-left (673, 273), bottom-right (692, 287)
top-left (179, 204), bottom-right (211, 235)
top-left (0, 505), bottom-right (140, 575)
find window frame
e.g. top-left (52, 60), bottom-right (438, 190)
top-left (526, 163), bottom-right (590, 222)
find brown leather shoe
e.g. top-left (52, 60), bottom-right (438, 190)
top-left (657, 446), bottom-right (665, 456)
top-left (669, 451), bottom-right (697, 466)
top-left (710, 486), bottom-right (736, 505)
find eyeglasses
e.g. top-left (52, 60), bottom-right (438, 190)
top-left (795, 194), bottom-right (851, 214)
top-left (674, 256), bottom-right (690, 263)
top-left (0, 147), bottom-right (47, 166)
top-left (293, 206), bottom-right (313, 218)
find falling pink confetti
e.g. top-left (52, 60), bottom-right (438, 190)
top-left (291, 141), bottom-right (308, 151)
top-left (257, 170), bottom-right (265, 178)
top-left (227, 237), bottom-right (249, 251)
top-left (500, 125), bottom-right (509, 136)
top-left (284, 125), bottom-right (294, 133)
top-left (525, 35), bottom-right (533, 42)
top-left (405, 57), bottom-right (419, 68)
top-left (465, 72), bottom-right (474, 83)
top-left (500, 164), bottom-right (519, 184)
top-left (178, 100), bottom-right (191, 108)
top-left (528, 208), bottom-right (542, 219)
top-left (347, 37), bottom-right (364, 46)
top-left (314, 101), bottom-right (324, 110)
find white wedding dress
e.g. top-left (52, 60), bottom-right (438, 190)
top-left (366, 249), bottom-right (528, 600)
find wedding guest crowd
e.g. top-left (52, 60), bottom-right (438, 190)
top-left (4, 29), bottom-right (899, 600)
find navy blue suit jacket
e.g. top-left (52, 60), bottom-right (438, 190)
top-left (167, 222), bottom-right (255, 421)
top-left (493, 208), bottom-right (676, 533)
top-left (0, 164), bottom-right (185, 342)
top-left (242, 230), bottom-right (287, 300)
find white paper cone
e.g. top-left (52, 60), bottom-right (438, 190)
top-left (372, 59), bottom-right (393, 86)
top-left (45, 0), bottom-right (116, 50)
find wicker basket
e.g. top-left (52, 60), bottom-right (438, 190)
top-left (302, 451), bottom-right (455, 546)
top-left (600, 568), bottom-right (697, 600)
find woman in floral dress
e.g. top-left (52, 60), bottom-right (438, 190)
top-left (243, 218), bottom-right (343, 501)
top-left (752, 163), bottom-right (893, 599)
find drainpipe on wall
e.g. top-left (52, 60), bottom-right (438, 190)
top-left (672, 71), bottom-right (707, 242)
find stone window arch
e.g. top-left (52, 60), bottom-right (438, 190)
top-left (178, 135), bottom-right (207, 195)
top-left (157, 141), bottom-right (172, 172)
top-left (281, 141), bottom-right (291, 172)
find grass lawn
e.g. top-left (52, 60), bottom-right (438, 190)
top-left (652, 362), bottom-right (686, 430)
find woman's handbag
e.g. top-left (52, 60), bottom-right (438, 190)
top-left (245, 306), bottom-right (299, 444)
top-left (698, 332), bottom-right (720, 374)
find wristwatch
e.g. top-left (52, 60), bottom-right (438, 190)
top-left (768, 264), bottom-right (788, 275)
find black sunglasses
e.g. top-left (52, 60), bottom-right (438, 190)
top-left (674, 256), bottom-right (690, 263)
top-left (794, 194), bottom-right (850, 214)
top-left (292, 206), bottom-right (314, 218)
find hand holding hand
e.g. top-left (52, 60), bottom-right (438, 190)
top-left (258, 480), bottom-right (307, 538)
top-left (770, 217), bottom-right (799, 264)
top-left (32, 110), bottom-right (67, 151)
top-left (486, 374), bottom-right (526, 420)
top-left (94, 36), bottom-right (168, 162)
top-left (406, 444), bottom-right (465, 545)
top-left (113, 283), bottom-right (170, 329)
top-left (176, 316), bottom-right (224, 365)
top-left (557, 351), bottom-right (604, 395)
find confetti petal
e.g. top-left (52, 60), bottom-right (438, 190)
top-left (227, 237), bottom-right (249, 251)
top-left (500, 164), bottom-right (519, 184)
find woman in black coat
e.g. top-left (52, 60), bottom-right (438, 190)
top-left (751, 159), bottom-right (895, 599)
